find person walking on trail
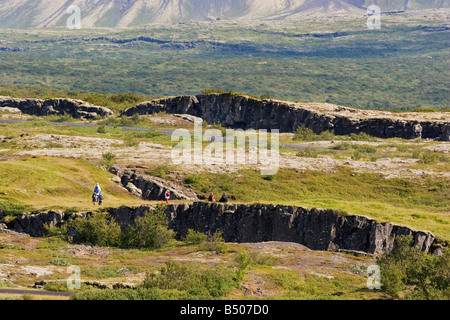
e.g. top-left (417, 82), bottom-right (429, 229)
top-left (219, 193), bottom-right (228, 203)
top-left (94, 183), bottom-right (101, 195)
top-left (165, 190), bottom-right (171, 204)
top-left (92, 183), bottom-right (103, 205)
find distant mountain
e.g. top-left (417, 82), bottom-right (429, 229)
top-left (0, 0), bottom-right (448, 28)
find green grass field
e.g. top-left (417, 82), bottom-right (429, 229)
top-left (0, 156), bottom-right (151, 212)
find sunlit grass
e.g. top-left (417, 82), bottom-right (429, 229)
top-left (0, 156), bottom-right (156, 212)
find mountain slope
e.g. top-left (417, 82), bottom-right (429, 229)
top-left (0, 0), bottom-right (448, 28)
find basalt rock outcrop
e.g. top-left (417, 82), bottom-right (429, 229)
top-left (0, 96), bottom-right (113, 119)
top-left (108, 202), bottom-right (435, 256)
top-left (9, 202), bottom-right (436, 256)
top-left (109, 166), bottom-right (199, 201)
top-left (11, 211), bottom-right (86, 238)
top-left (121, 93), bottom-right (450, 141)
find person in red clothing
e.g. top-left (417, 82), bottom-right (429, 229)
top-left (208, 192), bottom-right (215, 203)
top-left (165, 190), bottom-right (171, 203)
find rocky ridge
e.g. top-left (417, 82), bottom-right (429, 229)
top-left (0, 96), bottom-right (113, 119)
top-left (109, 166), bottom-right (199, 201)
top-left (121, 94), bottom-right (450, 141)
top-left (9, 202), bottom-right (436, 257)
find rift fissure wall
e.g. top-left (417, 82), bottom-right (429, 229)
top-left (11, 202), bottom-right (435, 256)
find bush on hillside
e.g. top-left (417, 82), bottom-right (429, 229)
top-left (377, 235), bottom-right (449, 300)
top-left (141, 259), bottom-right (238, 298)
top-left (69, 212), bottom-right (122, 247)
top-left (122, 206), bottom-right (174, 250)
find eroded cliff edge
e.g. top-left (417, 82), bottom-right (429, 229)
top-left (10, 202), bottom-right (436, 257)
top-left (121, 94), bottom-right (450, 141)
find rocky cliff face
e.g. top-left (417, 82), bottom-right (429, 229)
top-left (12, 202), bottom-right (435, 256)
top-left (0, 96), bottom-right (113, 119)
top-left (11, 211), bottom-right (86, 238)
top-left (121, 94), bottom-right (450, 141)
top-left (109, 166), bottom-right (199, 201)
top-left (108, 203), bottom-right (439, 256)
top-left (166, 203), bottom-right (436, 256)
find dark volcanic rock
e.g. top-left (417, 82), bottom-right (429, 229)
top-left (164, 203), bottom-right (435, 256)
top-left (11, 203), bottom-right (436, 256)
top-left (121, 93), bottom-right (449, 141)
top-left (11, 211), bottom-right (86, 237)
top-left (109, 166), bottom-right (198, 201)
top-left (0, 96), bottom-right (113, 119)
top-left (106, 202), bottom-right (435, 256)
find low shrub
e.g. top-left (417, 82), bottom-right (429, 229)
top-left (50, 257), bottom-right (70, 266)
top-left (293, 126), bottom-right (336, 141)
top-left (97, 125), bottom-right (106, 134)
top-left (351, 151), bottom-right (361, 160)
top-left (204, 230), bottom-right (227, 254)
top-left (296, 147), bottom-right (319, 158)
top-left (201, 88), bottom-right (228, 95)
top-left (122, 207), bottom-right (175, 250)
top-left (110, 93), bottom-right (144, 105)
top-left (123, 136), bottom-right (140, 147)
top-left (263, 174), bottom-right (276, 181)
top-left (183, 229), bottom-right (208, 245)
top-left (332, 142), bottom-right (377, 154)
top-left (377, 235), bottom-right (450, 300)
top-left (50, 114), bottom-right (76, 123)
top-left (248, 251), bottom-right (279, 266)
top-left (209, 122), bottom-right (227, 135)
top-left (349, 132), bottom-right (377, 142)
top-left (141, 259), bottom-right (238, 298)
top-left (132, 129), bottom-right (163, 139)
top-left (102, 152), bottom-right (116, 168)
top-left (47, 207), bottom-right (174, 250)
top-left (412, 150), bottom-right (449, 164)
top-left (184, 174), bottom-right (201, 185)
top-left (69, 212), bottom-right (122, 247)
top-left (71, 288), bottom-right (193, 300)
top-left (146, 165), bottom-right (171, 179)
